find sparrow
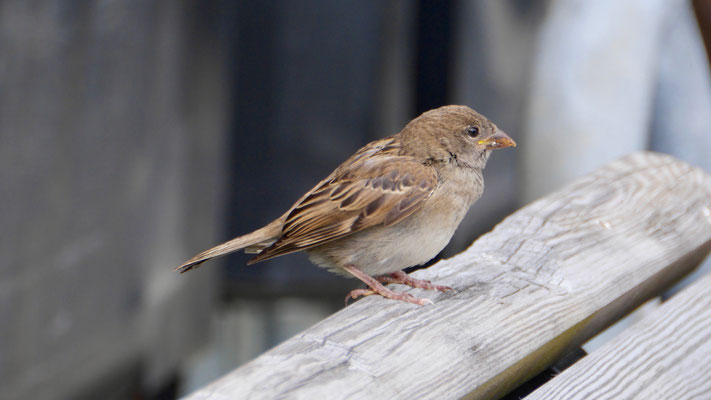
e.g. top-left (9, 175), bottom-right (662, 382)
top-left (176, 105), bottom-right (516, 306)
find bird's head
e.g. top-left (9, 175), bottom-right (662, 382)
top-left (399, 105), bottom-right (515, 168)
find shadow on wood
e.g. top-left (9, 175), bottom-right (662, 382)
top-left (527, 270), bottom-right (711, 399)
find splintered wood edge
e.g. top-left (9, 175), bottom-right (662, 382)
top-left (184, 151), bottom-right (711, 400)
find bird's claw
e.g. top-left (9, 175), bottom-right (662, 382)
top-left (378, 271), bottom-right (455, 293)
top-left (345, 288), bottom-right (434, 306)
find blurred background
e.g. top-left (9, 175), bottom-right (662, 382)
top-left (2, 0), bottom-right (710, 399)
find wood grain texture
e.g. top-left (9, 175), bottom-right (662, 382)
top-left (184, 152), bottom-right (711, 400)
top-left (527, 271), bottom-right (711, 400)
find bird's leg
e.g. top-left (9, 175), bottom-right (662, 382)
top-left (343, 264), bottom-right (433, 306)
top-left (377, 270), bottom-right (453, 292)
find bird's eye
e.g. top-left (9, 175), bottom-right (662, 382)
top-left (466, 126), bottom-right (479, 138)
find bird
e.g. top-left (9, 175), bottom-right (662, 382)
top-left (176, 105), bottom-right (515, 306)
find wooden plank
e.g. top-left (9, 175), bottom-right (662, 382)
top-left (184, 152), bottom-right (711, 400)
top-left (527, 271), bottom-right (711, 399)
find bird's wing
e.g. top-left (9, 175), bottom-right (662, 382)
top-left (248, 138), bottom-right (438, 264)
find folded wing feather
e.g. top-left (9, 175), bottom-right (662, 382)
top-left (248, 143), bottom-right (438, 264)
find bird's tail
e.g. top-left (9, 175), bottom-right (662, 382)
top-left (175, 218), bottom-right (283, 273)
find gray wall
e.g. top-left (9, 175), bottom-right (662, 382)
top-left (0, 1), bottom-right (228, 398)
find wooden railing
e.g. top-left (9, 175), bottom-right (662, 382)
top-left (184, 152), bottom-right (711, 400)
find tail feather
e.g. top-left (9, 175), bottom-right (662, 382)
top-left (176, 219), bottom-right (283, 273)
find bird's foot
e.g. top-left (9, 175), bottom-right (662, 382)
top-left (344, 288), bottom-right (432, 306)
top-left (342, 264), bottom-right (433, 306)
top-left (378, 270), bottom-right (453, 292)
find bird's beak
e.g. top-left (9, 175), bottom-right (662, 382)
top-left (477, 129), bottom-right (516, 149)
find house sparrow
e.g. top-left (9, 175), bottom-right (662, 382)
top-left (177, 105), bottom-right (515, 305)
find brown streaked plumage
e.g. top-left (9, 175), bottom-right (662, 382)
top-left (177, 105), bottom-right (516, 306)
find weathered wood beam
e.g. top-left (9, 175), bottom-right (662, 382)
top-left (527, 271), bottom-right (711, 399)
top-left (185, 152), bottom-right (711, 400)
